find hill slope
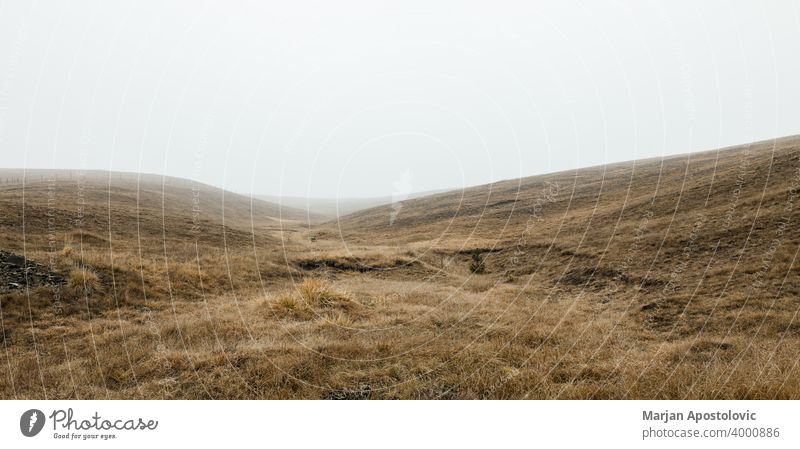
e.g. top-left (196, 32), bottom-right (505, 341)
top-left (1, 137), bottom-right (799, 400)
top-left (0, 169), bottom-right (316, 312)
top-left (324, 135), bottom-right (800, 337)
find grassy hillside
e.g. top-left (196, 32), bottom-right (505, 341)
top-left (325, 136), bottom-right (800, 335)
top-left (1, 137), bottom-right (799, 399)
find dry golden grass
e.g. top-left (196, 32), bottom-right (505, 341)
top-left (1, 136), bottom-right (799, 399)
top-left (293, 279), bottom-right (355, 308)
top-left (67, 267), bottom-right (100, 290)
top-left (264, 279), bottom-right (360, 320)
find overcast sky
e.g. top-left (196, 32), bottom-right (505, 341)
top-left (1, 0), bottom-right (799, 198)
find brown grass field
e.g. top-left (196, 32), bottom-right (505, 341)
top-left (1, 136), bottom-right (799, 399)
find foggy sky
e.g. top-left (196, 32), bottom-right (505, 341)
top-left (1, 0), bottom-right (798, 198)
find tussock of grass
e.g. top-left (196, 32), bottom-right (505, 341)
top-left (295, 279), bottom-right (355, 308)
top-left (265, 279), bottom-right (359, 320)
top-left (68, 267), bottom-right (100, 291)
top-left (59, 245), bottom-right (73, 258)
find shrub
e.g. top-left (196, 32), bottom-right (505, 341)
top-left (469, 250), bottom-right (486, 274)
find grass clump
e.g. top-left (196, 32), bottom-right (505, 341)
top-left (68, 267), bottom-right (101, 292)
top-left (265, 279), bottom-right (358, 320)
top-left (295, 278), bottom-right (355, 308)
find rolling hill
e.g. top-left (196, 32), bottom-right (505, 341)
top-left (1, 136), bottom-right (798, 399)
top-left (324, 136), bottom-right (800, 334)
